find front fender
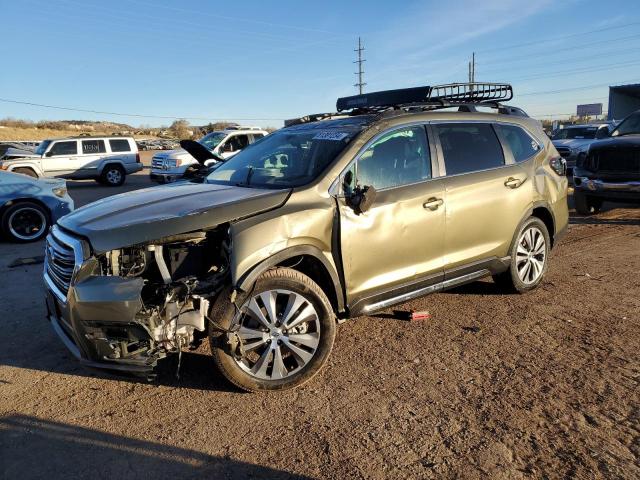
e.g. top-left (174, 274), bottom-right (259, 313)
top-left (5, 160), bottom-right (43, 176)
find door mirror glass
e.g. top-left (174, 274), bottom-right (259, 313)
top-left (347, 185), bottom-right (376, 214)
top-left (595, 128), bottom-right (610, 139)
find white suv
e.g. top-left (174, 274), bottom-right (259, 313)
top-left (0, 136), bottom-right (142, 186)
top-left (150, 127), bottom-right (268, 182)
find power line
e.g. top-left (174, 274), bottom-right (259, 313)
top-left (0, 98), bottom-right (285, 122)
top-left (518, 79), bottom-right (640, 96)
top-left (478, 20), bottom-right (640, 53)
top-left (354, 37), bottom-right (366, 94)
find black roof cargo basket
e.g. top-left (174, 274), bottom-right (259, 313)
top-left (336, 83), bottom-right (514, 111)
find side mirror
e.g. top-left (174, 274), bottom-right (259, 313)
top-left (45, 151), bottom-right (54, 157)
top-left (347, 185), bottom-right (376, 214)
top-left (595, 129), bottom-right (610, 139)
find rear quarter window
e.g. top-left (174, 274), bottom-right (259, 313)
top-left (495, 124), bottom-right (541, 162)
top-left (109, 139), bottom-right (131, 152)
top-left (82, 140), bottom-right (106, 154)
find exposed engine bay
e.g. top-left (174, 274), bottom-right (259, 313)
top-left (85, 226), bottom-right (231, 372)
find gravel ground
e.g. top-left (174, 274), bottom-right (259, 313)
top-left (0, 174), bottom-right (638, 479)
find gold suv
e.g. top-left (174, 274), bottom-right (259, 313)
top-left (45, 83), bottom-right (568, 391)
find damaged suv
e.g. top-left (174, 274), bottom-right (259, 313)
top-left (44, 83), bottom-right (568, 391)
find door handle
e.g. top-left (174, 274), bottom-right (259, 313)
top-left (423, 197), bottom-right (444, 211)
top-left (504, 177), bottom-right (525, 189)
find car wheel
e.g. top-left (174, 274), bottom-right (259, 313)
top-left (574, 191), bottom-right (602, 215)
top-left (1, 201), bottom-right (50, 242)
top-left (492, 217), bottom-right (550, 293)
top-left (209, 267), bottom-right (336, 392)
top-left (13, 167), bottom-right (38, 178)
top-left (101, 165), bottom-right (125, 186)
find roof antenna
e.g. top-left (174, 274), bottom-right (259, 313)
top-left (354, 37), bottom-right (366, 94)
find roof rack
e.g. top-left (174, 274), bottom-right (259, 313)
top-left (336, 83), bottom-right (514, 112)
top-left (286, 83), bottom-right (524, 127)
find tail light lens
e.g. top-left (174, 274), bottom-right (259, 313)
top-left (550, 156), bottom-right (567, 176)
top-left (136, 153), bottom-right (141, 163)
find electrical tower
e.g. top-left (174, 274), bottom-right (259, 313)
top-left (354, 37), bottom-right (366, 94)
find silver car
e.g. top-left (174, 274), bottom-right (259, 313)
top-left (551, 123), bottom-right (613, 171)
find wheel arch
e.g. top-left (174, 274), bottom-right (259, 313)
top-left (0, 197), bottom-right (52, 227)
top-left (530, 203), bottom-right (556, 248)
top-left (98, 160), bottom-right (126, 175)
top-left (235, 245), bottom-right (345, 314)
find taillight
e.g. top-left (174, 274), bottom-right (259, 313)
top-left (549, 156), bottom-right (567, 176)
top-left (136, 153), bottom-right (141, 163)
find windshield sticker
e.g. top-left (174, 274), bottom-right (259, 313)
top-left (313, 131), bottom-right (350, 141)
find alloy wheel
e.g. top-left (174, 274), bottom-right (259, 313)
top-left (106, 169), bottom-right (122, 185)
top-left (232, 289), bottom-right (321, 381)
top-left (516, 226), bottom-right (546, 284)
top-left (8, 207), bottom-right (47, 241)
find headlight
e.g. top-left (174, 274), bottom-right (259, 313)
top-left (0, 163), bottom-right (8, 170)
top-left (52, 186), bottom-right (67, 198)
top-left (164, 159), bottom-right (182, 168)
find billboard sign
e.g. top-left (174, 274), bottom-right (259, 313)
top-left (577, 103), bottom-right (603, 117)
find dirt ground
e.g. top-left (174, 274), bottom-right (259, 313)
top-left (0, 181), bottom-right (638, 478)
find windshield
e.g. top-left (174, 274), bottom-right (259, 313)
top-left (198, 132), bottom-right (226, 150)
top-left (206, 128), bottom-right (357, 188)
top-left (35, 140), bottom-right (51, 155)
top-left (552, 127), bottom-right (598, 140)
top-left (612, 112), bottom-right (640, 137)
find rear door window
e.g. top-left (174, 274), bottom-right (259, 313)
top-left (81, 140), bottom-right (106, 154)
top-left (109, 139), bottom-right (131, 152)
top-left (436, 123), bottom-right (505, 175)
top-left (494, 124), bottom-right (540, 162)
top-left (49, 141), bottom-right (78, 156)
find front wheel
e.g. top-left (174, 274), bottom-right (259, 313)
top-left (574, 191), bottom-right (602, 215)
top-left (493, 217), bottom-right (550, 293)
top-left (100, 165), bottom-right (125, 186)
top-left (209, 268), bottom-right (336, 392)
top-left (1, 201), bottom-right (50, 242)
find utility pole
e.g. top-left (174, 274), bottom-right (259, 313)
top-left (468, 52), bottom-right (476, 83)
top-left (354, 37), bottom-right (366, 94)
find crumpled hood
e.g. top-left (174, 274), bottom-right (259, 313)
top-left (2, 147), bottom-right (39, 160)
top-left (58, 182), bottom-right (290, 253)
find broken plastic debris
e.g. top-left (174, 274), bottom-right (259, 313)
top-left (393, 310), bottom-right (431, 321)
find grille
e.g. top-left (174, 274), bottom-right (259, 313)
top-left (44, 227), bottom-right (81, 301)
top-left (587, 148), bottom-right (640, 173)
top-left (151, 156), bottom-right (165, 169)
top-left (555, 147), bottom-right (571, 158)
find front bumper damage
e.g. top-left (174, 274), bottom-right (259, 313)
top-left (44, 225), bottom-right (226, 376)
top-left (45, 275), bottom-right (160, 374)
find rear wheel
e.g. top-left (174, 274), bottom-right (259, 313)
top-left (1, 201), bottom-right (49, 242)
top-left (574, 191), bottom-right (602, 215)
top-left (100, 164), bottom-right (125, 186)
top-left (493, 217), bottom-right (550, 293)
top-left (209, 267), bottom-right (336, 392)
top-left (13, 167), bottom-right (38, 178)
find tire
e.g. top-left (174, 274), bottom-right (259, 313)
top-left (13, 167), bottom-right (38, 178)
top-left (100, 164), bottom-right (125, 186)
top-left (1, 201), bottom-right (50, 242)
top-left (492, 217), bottom-right (551, 293)
top-left (209, 267), bottom-right (336, 392)
top-left (574, 191), bottom-right (602, 215)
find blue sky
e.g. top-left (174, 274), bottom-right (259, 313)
top-left (1, 0), bottom-right (639, 127)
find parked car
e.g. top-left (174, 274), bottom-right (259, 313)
top-left (0, 136), bottom-right (142, 186)
top-left (150, 127), bottom-right (268, 183)
top-left (551, 123), bottom-right (613, 173)
top-left (573, 110), bottom-right (640, 214)
top-left (0, 170), bottom-right (73, 242)
top-left (43, 83), bottom-right (568, 391)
